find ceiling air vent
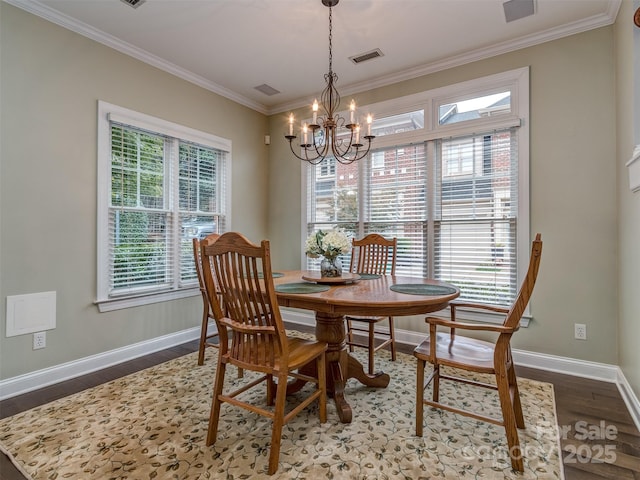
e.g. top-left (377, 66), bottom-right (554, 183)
top-left (349, 49), bottom-right (384, 65)
top-left (254, 84), bottom-right (281, 96)
top-left (120, 0), bottom-right (146, 8)
top-left (503, 0), bottom-right (535, 23)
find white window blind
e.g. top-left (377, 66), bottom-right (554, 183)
top-left (306, 158), bottom-right (359, 270)
top-left (178, 142), bottom-right (225, 286)
top-left (97, 101), bottom-right (231, 310)
top-left (434, 128), bottom-right (518, 305)
top-left (363, 144), bottom-right (427, 277)
top-left (109, 124), bottom-right (172, 294)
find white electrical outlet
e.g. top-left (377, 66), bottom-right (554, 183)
top-left (574, 323), bottom-right (587, 340)
top-left (33, 331), bottom-right (46, 349)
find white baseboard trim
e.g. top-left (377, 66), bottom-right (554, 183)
top-left (617, 368), bottom-right (640, 432)
top-left (2, 314), bottom-right (639, 433)
top-left (0, 327), bottom-right (201, 400)
top-left (511, 349), bottom-right (619, 382)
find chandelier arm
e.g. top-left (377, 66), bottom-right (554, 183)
top-left (336, 134), bottom-right (374, 163)
top-left (287, 138), bottom-right (326, 165)
top-left (334, 141), bottom-right (372, 164)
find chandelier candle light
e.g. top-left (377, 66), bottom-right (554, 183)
top-left (285, 0), bottom-right (375, 165)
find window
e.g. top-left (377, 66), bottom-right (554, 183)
top-left (442, 137), bottom-right (475, 177)
top-left (371, 151), bottom-right (385, 170)
top-left (318, 157), bottom-right (336, 177)
top-left (305, 68), bottom-right (529, 317)
top-left (438, 91), bottom-right (511, 126)
top-left (370, 109), bottom-right (424, 137)
top-left (97, 102), bottom-right (231, 311)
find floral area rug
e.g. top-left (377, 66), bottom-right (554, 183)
top-left (0, 333), bottom-right (563, 479)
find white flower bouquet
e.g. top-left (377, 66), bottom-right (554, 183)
top-left (305, 228), bottom-right (351, 260)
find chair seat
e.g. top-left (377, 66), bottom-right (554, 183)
top-left (228, 337), bottom-right (327, 371)
top-left (285, 337), bottom-right (328, 370)
top-left (414, 332), bottom-right (496, 373)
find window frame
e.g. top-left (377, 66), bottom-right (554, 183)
top-left (302, 67), bottom-right (530, 324)
top-left (96, 101), bottom-right (232, 312)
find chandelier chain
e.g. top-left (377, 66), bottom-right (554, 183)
top-left (328, 6), bottom-right (333, 75)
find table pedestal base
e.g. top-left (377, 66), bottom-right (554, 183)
top-left (289, 311), bottom-right (390, 423)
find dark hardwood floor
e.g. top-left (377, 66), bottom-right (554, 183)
top-left (1, 327), bottom-right (639, 480)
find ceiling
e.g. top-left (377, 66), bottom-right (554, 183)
top-left (8, 0), bottom-right (620, 115)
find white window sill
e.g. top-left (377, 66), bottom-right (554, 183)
top-left (95, 288), bottom-right (199, 312)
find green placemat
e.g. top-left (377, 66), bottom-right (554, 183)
top-left (244, 272), bottom-right (284, 279)
top-left (356, 273), bottom-right (381, 280)
top-left (390, 283), bottom-right (457, 296)
top-left (275, 282), bottom-right (330, 294)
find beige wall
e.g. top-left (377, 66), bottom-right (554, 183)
top-left (1, 1), bottom-right (635, 402)
top-left (268, 26), bottom-right (619, 364)
top-left (0, 4), bottom-right (269, 380)
top-left (616, 0), bottom-right (640, 399)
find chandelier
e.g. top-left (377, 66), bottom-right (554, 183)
top-left (285, 0), bottom-right (375, 165)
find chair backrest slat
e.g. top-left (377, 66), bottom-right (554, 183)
top-left (349, 233), bottom-right (397, 276)
top-left (194, 234), bottom-right (223, 309)
top-left (201, 232), bottom-right (286, 369)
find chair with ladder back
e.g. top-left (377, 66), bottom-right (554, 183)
top-left (345, 233), bottom-right (398, 375)
top-left (201, 232), bottom-right (328, 475)
top-left (414, 233), bottom-right (542, 472)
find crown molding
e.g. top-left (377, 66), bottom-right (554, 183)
top-left (269, 0), bottom-right (622, 115)
top-left (3, 0), bottom-right (269, 115)
top-left (4, 0), bottom-right (621, 117)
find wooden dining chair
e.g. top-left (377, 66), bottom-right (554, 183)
top-left (201, 232), bottom-right (328, 475)
top-left (345, 233), bottom-right (397, 375)
top-left (193, 235), bottom-right (243, 377)
top-left (414, 233), bottom-right (542, 472)
top-left (192, 235), bottom-right (220, 366)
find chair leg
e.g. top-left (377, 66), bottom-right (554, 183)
top-left (388, 316), bottom-right (396, 361)
top-left (266, 374), bottom-right (275, 406)
top-left (206, 360), bottom-right (227, 446)
top-left (267, 372), bottom-right (288, 475)
top-left (416, 357), bottom-right (425, 436)
top-left (317, 352), bottom-right (327, 423)
top-left (508, 362), bottom-right (525, 429)
top-left (347, 319), bottom-right (355, 352)
top-left (496, 372), bottom-right (524, 472)
top-left (368, 322), bottom-right (376, 375)
top-left (432, 364), bottom-right (440, 402)
top-left (198, 310), bottom-right (210, 366)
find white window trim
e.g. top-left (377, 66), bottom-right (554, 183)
top-left (96, 101), bottom-right (232, 312)
top-left (301, 67), bottom-right (531, 325)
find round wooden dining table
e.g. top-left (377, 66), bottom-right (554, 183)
top-left (272, 270), bottom-right (460, 424)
